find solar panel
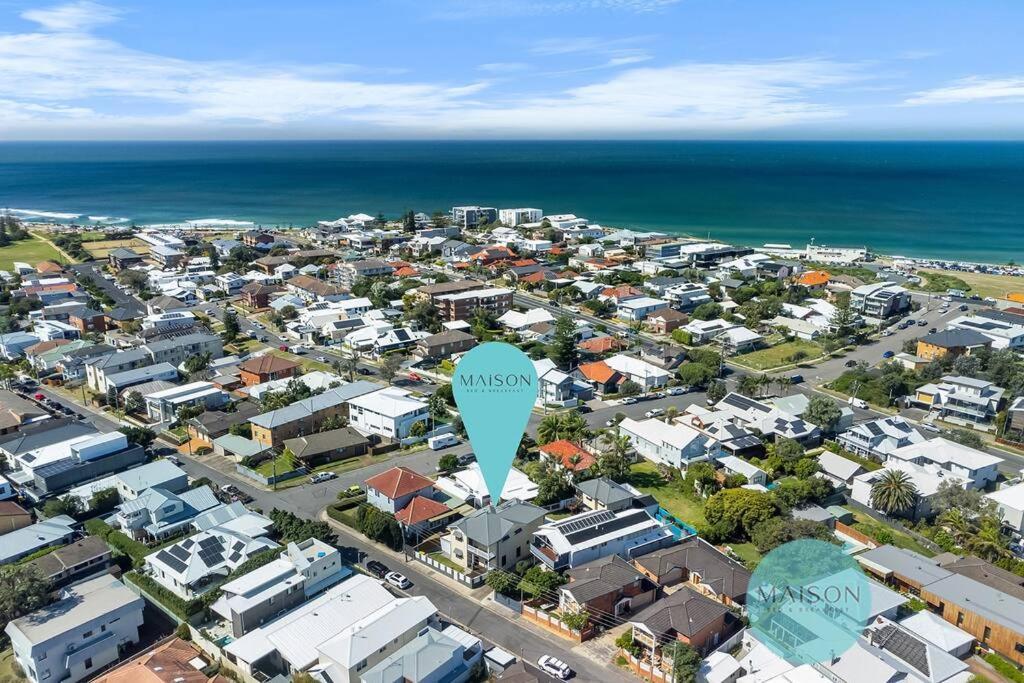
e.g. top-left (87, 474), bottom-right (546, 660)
top-left (198, 537), bottom-right (221, 550)
top-left (865, 422), bottom-right (883, 437)
top-left (157, 550), bottom-right (188, 573)
top-left (181, 538), bottom-right (194, 549)
top-left (874, 625), bottom-right (929, 676)
top-left (168, 545), bottom-right (190, 561)
top-left (228, 551), bottom-right (242, 563)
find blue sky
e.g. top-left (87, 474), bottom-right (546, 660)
top-left (1, 0), bottom-right (1023, 139)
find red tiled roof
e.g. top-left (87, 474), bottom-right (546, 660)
top-left (578, 360), bottom-right (621, 384)
top-left (365, 466), bottom-right (434, 500)
top-left (601, 285), bottom-right (642, 299)
top-left (394, 495), bottom-right (450, 525)
top-left (36, 261), bottom-right (63, 274)
top-left (540, 439), bottom-right (596, 472)
top-left (519, 271), bottom-right (549, 284)
top-left (239, 354), bottom-right (300, 375)
top-left (577, 336), bottom-right (625, 353)
top-left (393, 266), bottom-right (420, 277)
top-left (22, 283), bottom-right (77, 295)
top-left (511, 259), bottom-right (538, 267)
top-left (25, 339), bottom-right (72, 355)
top-left (798, 270), bottom-right (830, 287)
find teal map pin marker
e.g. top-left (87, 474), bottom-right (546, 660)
top-left (453, 342), bottom-right (538, 503)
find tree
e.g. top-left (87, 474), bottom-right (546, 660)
top-left (618, 380), bottom-right (642, 397)
top-left (379, 353), bottom-right (404, 385)
top-left (597, 432), bottom-right (632, 481)
top-left (692, 302), bottom-right (723, 321)
top-left (706, 379), bottom-right (727, 405)
top-left (775, 437), bottom-right (805, 463)
top-left (409, 420), bottom-right (428, 437)
top-left (183, 351), bottom-right (212, 378)
top-left (222, 308), bottom-right (239, 343)
top-left (737, 374), bottom-right (762, 397)
top-left (968, 517), bottom-right (1009, 562)
top-left (341, 351), bottom-right (360, 381)
top-left (119, 425), bottom-right (156, 446)
top-left (803, 395), bottom-right (842, 433)
top-left (559, 609), bottom-right (590, 632)
top-left (355, 505), bottom-right (403, 550)
top-left (428, 392), bottom-right (449, 420)
top-left (751, 517), bottom-right (836, 553)
top-left (676, 363), bottom-right (713, 388)
top-left (90, 487), bottom-right (120, 513)
top-left (829, 296), bottom-right (858, 336)
top-left (519, 566), bottom-right (566, 599)
top-left (43, 495), bottom-right (82, 518)
top-left (438, 453), bottom-right (459, 472)
top-left (931, 480), bottom-right (1000, 519)
top-left (681, 461), bottom-right (719, 498)
top-left (0, 564), bottom-right (50, 636)
top-left (943, 428), bottom-right (985, 450)
top-left (661, 641), bottom-right (702, 683)
top-left (536, 412), bottom-right (591, 445)
top-left (485, 570), bottom-right (519, 596)
top-left (546, 315), bottom-right (579, 370)
top-left (870, 469), bottom-right (919, 516)
top-left (229, 422), bottom-right (252, 438)
top-left (794, 458), bottom-right (819, 480)
top-left (124, 390), bottom-right (145, 414)
top-left (532, 461), bottom-right (573, 506)
top-left (703, 488), bottom-right (778, 540)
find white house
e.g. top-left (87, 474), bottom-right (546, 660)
top-left (604, 354), bottom-right (670, 390)
top-left (619, 417), bottom-right (708, 470)
top-left (987, 483), bottom-right (1024, 534)
top-left (617, 296), bottom-right (669, 321)
top-left (948, 314), bottom-right (1024, 350)
top-left (146, 528), bottom-right (280, 599)
top-left (145, 381), bottom-right (229, 423)
top-left (886, 437), bottom-right (1002, 489)
top-left (716, 455), bottom-right (767, 486)
top-left (683, 318), bottom-right (738, 345)
top-left (530, 508), bottom-right (676, 571)
top-left (346, 388), bottom-right (429, 441)
top-left (433, 461), bottom-right (538, 507)
top-left (5, 576), bottom-right (144, 683)
top-left (664, 282), bottom-right (713, 311)
top-left (533, 358), bottom-right (576, 407)
top-left (836, 416), bottom-right (926, 460)
top-left (851, 460), bottom-right (966, 520)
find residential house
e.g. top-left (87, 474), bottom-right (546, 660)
top-left (0, 501), bottom-right (32, 535)
top-left (394, 495), bottom-right (459, 541)
top-left (241, 282), bottom-right (282, 309)
top-left (286, 274), bottom-right (347, 302)
top-left (851, 281), bottom-right (912, 320)
top-left (576, 477), bottom-right (655, 514)
top-left (365, 466), bottom-right (435, 515)
top-left (604, 354), bottom-right (670, 390)
top-left (115, 460), bottom-right (189, 500)
top-left (145, 381), bottom-right (229, 423)
top-left (437, 287), bottom-right (514, 322)
top-left (886, 437), bottom-right (1001, 489)
top-left (532, 358), bottom-right (578, 407)
top-left (5, 576), bottom-right (144, 683)
top-left (0, 515), bottom-right (76, 564)
top-left (914, 375), bottom-right (1005, 426)
top-left (0, 389), bottom-right (49, 435)
top-left (851, 460), bottom-right (966, 520)
top-left (347, 388), bottom-right (429, 441)
top-left (628, 586), bottom-right (732, 655)
top-left (186, 403), bottom-right (261, 445)
top-left (242, 231), bottom-right (276, 248)
top-left (620, 417), bottom-right (708, 470)
top-left (559, 555), bottom-right (658, 624)
top-left (114, 485), bottom-right (220, 541)
top-left (28, 535), bottom-right (111, 587)
top-left (617, 296), bottom-right (669, 322)
top-left (530, 508), bottom-right (676, 571)
top-left (816, 450), bottom-right (868, 488)
top-left (714, 392), bottom-right (821, 445)
top-left (663, 282), bottom-right (713, 311)
top-left (91, 638), bottom-right (221, 683)
top-left (441, 500), bottom-right (547, 573)
top-left (433, 462), bottom-right (539, 507)
top-left (716, 455), bottom-right (767, 486)
top-left (336, 259), bottom-right (395, 288)
top-left (988, 483), bottom-right (1024, 534)
top-left (146, 528), bottom-right (280, 599)
top-left (249, 382), bottom-right (379, 447)
top-left (239, 354), bottom-right (301, 387)
top-left (633, 537), bottom-right (751, 607)
top-left (682, 319), bottom-right (737, 345)
top-left (497, 307), bottom-right (554, 331)
top-left (415, 329), bottom-right (477, 360)
top-left (143, 332), bottom-right (224, 369)
top-left (916, 329), bottom-right (992, 362)
top-left (107, 247), bottom-right (144, 271)
top-left (212, 538), bottom-right (350, 637)
top-left (539, 439), bottom-right (597, 476)
top-left (575, 360), bottom-right (624, 395)
top-left (103, 362), bottom-right (180, 395)
top-left (225, 573), bottom-right (437, 680)
top-left (948, 314), bottom-right (1024, 350)
top-left (67, 308), bottom-right (107, 334)
top-left (359, 626), bottom-right (482, 683)
top-left (10, 431), bottom-right (148, 501)
top-left (836, 415), bottom-right (926, 460)
top-left (646, 308), bottom-right (688, 334)
top-left (282, 427), bottom-right (370, 467)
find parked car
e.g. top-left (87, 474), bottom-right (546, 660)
top-left (165, 456), bottom-right (182, 467)
top-left (789, 374), bottom-right (804, 384)
top-left (917, 320), bottom-right (928, 327)
top-left (644, 408), bottom-right (665, 418)
top-left (385, 571), bottom-right (412, 589)
top-left (538, 655), bottom-right (573, 680)
top-left (457, 453), bottom-right (477, 467)
top-left (920, 423), bottom-right (941, 434)
top-left (33, 393), bottom-right (45, 401)
top-left (928, 327), bottom-right (937, 334)
top-left (344, 484), bottom-right (362, 496)
top-left (882, 350), bottom-right (895, 358)
top-left (667, 386), bottom-right (688, 396)
top-left (366, 560), bottom-right (390, 578)
top-left (621, 397), bottom-right (638, 405)
top-left (848, 397), bottom-right (868, 409)
top-left (316, 355), bottom-right (327, 363)
top-left (959, 304), bottom-right (969, 311)
top-left (357, 367), bottom-right (373, 375)
top-left (881, 329), bottom-right (895, 337)
top-left (408, 372), bottom-right (422, 382)
top-left (310, 471), bottom-right (337, 484)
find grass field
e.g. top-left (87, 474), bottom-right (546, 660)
top-left (919, 268), bottom-right (1024, 300)
top-left (0, 235), bottom-right (65, 271)
top-left (727, 542), bottom-right (763, 568)
top-left (627, 461), bottom-right (707, 527)
top-left (0, 648), bottom-right (25, 682)
top-left (83, 238), bottom-right (149, 258)
top-left (734, 339), bottom-right (824, 371)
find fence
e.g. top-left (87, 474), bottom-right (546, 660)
top-left (235, 463), bottom-right (305, 486)
top-left (521, 601), bottom-right (596, 642)
top-left (835, 521), bottom-right (878, 550)
top-left (413, 549), bottom-right (485, 588)
top-left (711, 627), bottom-right (746, 655)
top-left (617, 649), bottom-right (676, 683)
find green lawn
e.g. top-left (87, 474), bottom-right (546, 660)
top-left (273, 453), bottom-right (395, 490)
top-left (627, 461), bottom-right (707, 527)
top-left (255, 452), bottom-right (298, 477)
top-left (0, 648), bottom-right (25, 682)
top-left (734, 340), bottom-right (824, 371)
top-left (0, 235), bottom-right (65, 271)
top-left (728, 542), bottom-right (763, 568)
top-left (428, 551), bottom-right (465, 572)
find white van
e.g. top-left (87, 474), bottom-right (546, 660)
top-left (428, 433), bottom-right (458, 450)
top-left (848, 397), bottom-right (868, 409)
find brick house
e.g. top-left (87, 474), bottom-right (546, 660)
top-left (239, 355), bottom-right (300, 387)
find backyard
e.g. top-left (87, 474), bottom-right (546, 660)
top-left (846, 509), bottom-right (935, 557)
top-left (0, 234), bottom-right (66, 270)
top-left (0, 648), bottom-right (24, 682)
top-left (627, 461), bottom-right (706, 527)
top-left (733, 339), bottom-right (824, 371)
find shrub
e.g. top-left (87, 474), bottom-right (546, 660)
top-left (87, 519), bottom-right (150, 567)
top-left (125, 572), bottom-right (205, 619)
top-left (983, 654), bottom-right (1024, 683)
top-left (175, 623), bottom-right (192, 641)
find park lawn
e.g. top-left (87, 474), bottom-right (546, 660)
top-left (627, 461), bottom-right (707, 527)
top-left (919, 268), bottom-right (1023, 301)
top-left (847, 509), bottom-right (935, 557)
top-left (0, 235), bottom-right (65, 271)
top-left (734, 339), bottom-right (824, 371)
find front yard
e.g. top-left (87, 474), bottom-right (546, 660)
top-left (733, 339), bottom-right (824, 371)
top-left (627, 461), bottom-right (706, 527)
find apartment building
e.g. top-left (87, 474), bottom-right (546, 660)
top-left (451, 206), bottom-right (497, 228)
top-left (498, 207), bottom-right (542, 226)
top-left (335, 259), bottom-right (395, 287)
top-left (851, 281), bottom-right (912, 320)
top-left (435, 287), bottom-right (513, 322)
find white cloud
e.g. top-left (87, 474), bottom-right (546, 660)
top-left (0, 3), bottom-right (863, 138)
top-left (21, 0), bottom-right (120, 33)
top-left (904, 76), bottom-right (1024, 106)
top-left (477, 62), bottom-right (530, 73)
top-left (435, 0), bottom-right (679, 19)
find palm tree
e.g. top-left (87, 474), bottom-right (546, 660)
top-left (937, 509), bottom-right (972, 546)
top-left (774, 375), bottom-right (792, 395)
top-left (757, 374), bottom-right (773, 397)
top-left (341, 351), bottom-right (359, 382)
top-left (738, 374), bottom-right (760, 397)
top-left (870, 470), bottom-right (919, 516)
top-left (562, 411), bottom-right (591, 444)
top-left (968, 519), bottom-right (1009, 562)
top-left (664, 406), bottom-right (679, 424)
top-left (537, 415), bottom-right (563, 445)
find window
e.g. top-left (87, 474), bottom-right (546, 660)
top-left (38, 652), bottom-right (46, 661)
top-left (984, 626), bottom-right (992, 643)
top-left (82, 630), bottom-right (93, 639)
top-left (956, 612), bottom-right (964, 626)
top-left (84, 658), bottom-right (93, 670)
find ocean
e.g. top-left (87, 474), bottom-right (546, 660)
top-left (1, 140), bottom-right (1023, 263)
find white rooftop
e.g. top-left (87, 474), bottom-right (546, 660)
top-left (347, 387), bottom-right (427, 418)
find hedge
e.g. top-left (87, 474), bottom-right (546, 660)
top-left (86, 518), bottom-right (151, 568)
top-left (125, 571), bottom-right (206, 620)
